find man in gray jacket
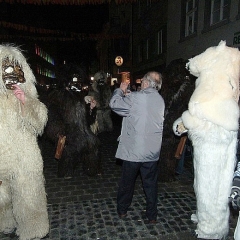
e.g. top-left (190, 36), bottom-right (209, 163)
top-left (109, 71), bottom-right (165, 223)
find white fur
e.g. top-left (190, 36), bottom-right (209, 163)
top-left (0, 45), bottom-right (49, 240)
top-left (185, 40), bottom-right (240, 131)
top-left (180, 41), bottom-right (240, 239)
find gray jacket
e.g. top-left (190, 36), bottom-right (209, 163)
top-left (109, 87), bottom-right (165, 162)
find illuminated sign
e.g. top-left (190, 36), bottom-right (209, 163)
top-left (115, 56), bottom-right (123, 66)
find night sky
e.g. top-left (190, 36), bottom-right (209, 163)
top-left (10, 3), bottom-right (109, 34)
top-left (0, 2), bottom-right (109, 64)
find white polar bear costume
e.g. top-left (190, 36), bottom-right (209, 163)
top-left (0, 45), bottom-right (49, 239)
top-left (173, 41), bottom-right (240, 239)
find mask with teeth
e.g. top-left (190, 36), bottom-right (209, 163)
top-left (2, 57), bottom-right (26, 90)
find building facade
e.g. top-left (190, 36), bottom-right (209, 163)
top-left (131, 0), bottom-right (168, 80)
top-left (167, 0), bottom-right (240, 64)
top-left (99, 0), bottom-right (240, 85)
top-left (97, 0), bottom-right (168, 85)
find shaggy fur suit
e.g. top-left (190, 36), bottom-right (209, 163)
top-left (85, 71), bottom-right (113, 134)
top-left (174, 41), bottom-right (240, 239)
top-left (0, 45), bottom-right (49, 239)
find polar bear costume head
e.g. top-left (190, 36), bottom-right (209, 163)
top-left (0, 44), bottom-right (38, 98)
top-left (184, 40), bottom-right (240, 131)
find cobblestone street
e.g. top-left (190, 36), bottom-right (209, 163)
top-left (0, 124), bottom-right (238, 240)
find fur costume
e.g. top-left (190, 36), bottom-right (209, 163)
top-left (230, 161), bottom-right (240, 240)
top-left (173, 41), bottom-right (240, 239)
top-left (85, 71), bottom-right (113, 134)
top-left (159, 59), bottom-right (195, 182)
top-left (0, 45), bottom-right (49, 239)
top-left (41, 88), bottom-right (101, 178)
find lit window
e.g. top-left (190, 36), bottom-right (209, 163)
top-left (35, 44), bottom-right (55, 65)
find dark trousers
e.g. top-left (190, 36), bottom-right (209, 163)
top-left (117, 160), bottom-right (158, 221)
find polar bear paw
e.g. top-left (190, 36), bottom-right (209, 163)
top-left (173, 117), bottom-right (188, 136)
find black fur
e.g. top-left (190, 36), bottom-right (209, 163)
top-left (158, 59), bottom-right (195, 182)
top-left (40, 88), bottom-right (101, 178)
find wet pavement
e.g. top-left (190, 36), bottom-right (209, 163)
top-left (0, 125), bottom-right (238, 240)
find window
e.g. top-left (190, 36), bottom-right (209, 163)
top-left (157, 30), bottom-right (163, 54)
top-left (142, 39), bottom-right (148, 61)
top-left (141, 30), bottom-right (164, 60)
top-left (210, 0), bottom-right (229, 25)
top-left (137, 1), bottom-right (141, 19)
top-left (147, 0), bottom-right (151, 8)
top-left (237, 0), bottom-right (240, 19)
top-left (203, 0), bottom-right (230, 30)
top-left (137, 44), bottom-right (143, 63)
top-left (185, 0), bottom-right (198, 36)
top-left (180, 0), bottom-right (198, 39)
top-left (134, 27), bottom-right (166, 64)
top-left (35, 44), bottom-right (55, 65)
top-left (146, 39), bottom-right (149, 59)
top-left (239, 0), bottom-right (240, 15)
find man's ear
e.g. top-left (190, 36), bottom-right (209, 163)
top-left (144, 81), bottom-right (149, 88)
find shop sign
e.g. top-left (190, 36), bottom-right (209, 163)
top-left (233, 31), bottom-right (240, 46)
top-left (115, 56), bottom-right (123, 66)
